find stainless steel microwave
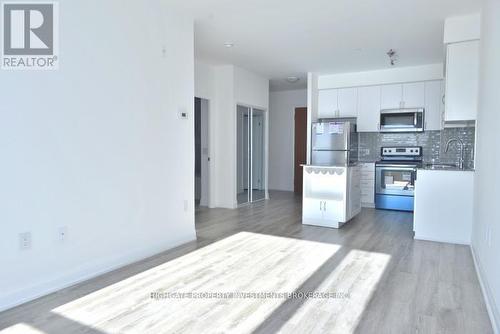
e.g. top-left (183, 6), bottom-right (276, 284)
top-left (380, 108), bottom-right (425, 133)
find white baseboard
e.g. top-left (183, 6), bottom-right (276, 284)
top-left (0, 234), bottom-right (196, 313)
top-left (471, 245), bottom-right (500, 334)
top-left (414, 234), bottom-right (470, 245)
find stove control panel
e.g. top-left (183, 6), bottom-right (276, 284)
top-left (381, 147), bottom-right (422, 157)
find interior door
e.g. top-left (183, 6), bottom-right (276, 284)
top-left (237, 105), bottom-right (266, 204)
top-left (251, 109), bottom-right (266, 201)
top-left (237, 106), bottom-right (251, 205)
top-left (251, 114), bottom-right (263, 190)
top-left (294, 108), bottom-right (307, 194)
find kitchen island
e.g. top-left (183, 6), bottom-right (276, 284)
top-left (302, 165), bottom-right (361, 228)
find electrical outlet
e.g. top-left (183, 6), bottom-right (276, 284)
top-left (19, 232), bottom-right (31, 250)
top-left (184, 200), bottom-right (189, 212)
top-left (58, 226), bottom-right (68, 242)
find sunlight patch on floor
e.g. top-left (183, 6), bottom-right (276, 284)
top-left (278, 249), bottom-right (392, 333)
top-left (0, 323), bottom-right (45, 334)
top-left (33, 232), bottom-right (343, 333)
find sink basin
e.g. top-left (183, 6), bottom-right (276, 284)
top-left (425, 163), bottom-right (459, 170)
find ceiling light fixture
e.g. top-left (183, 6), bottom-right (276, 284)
top-left (286, 76), bottom-right (300, 83)
top-left (387, 49), bottom-right (398, 66)
top-left (224, 42), bottom-right (234, 48)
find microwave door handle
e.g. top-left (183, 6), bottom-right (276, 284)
top-left (414, 112), bottom-right (418, 126)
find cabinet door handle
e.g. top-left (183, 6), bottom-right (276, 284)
top-left (324, 201), bottom-right (327, 211)
top-left (320, 201), bottom-right (323, 211)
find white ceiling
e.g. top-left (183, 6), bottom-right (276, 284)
top-left (168, 0), bottom-right (481, 91)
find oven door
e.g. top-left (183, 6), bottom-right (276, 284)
top-left (375, 166), bottom-right (416, 196)
top-left (380, 109), bottom-right (424, 132)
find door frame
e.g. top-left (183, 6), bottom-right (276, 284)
top-left (194, 96), bottom-right (213, 208)
top-left (234, 103), bottom-right (269, 207)
top-left (294, 107), bottom-right (308, 194)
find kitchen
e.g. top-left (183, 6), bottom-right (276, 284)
top-left (303, 14), bottom-right (478, 246)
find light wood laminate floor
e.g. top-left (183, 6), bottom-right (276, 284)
top-left (0, 191), bottom-right (493, 333)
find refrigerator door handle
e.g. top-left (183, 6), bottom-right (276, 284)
top-left (344, 123), bottom-right (350, 151)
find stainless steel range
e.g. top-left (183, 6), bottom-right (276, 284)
top-left (375, 146), bottom-right (423, 212)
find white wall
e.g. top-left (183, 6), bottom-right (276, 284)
top-left (307, 73), bottom-right (319, 164)
top-left (0, 0), bottom-right (196, 311)
top-left (444, 13), bottom-right (481, 44)
top-left (317, 63), bottom-right (444, 89)
top-left (234, 66), bottom-right (269, 109)
top-left (472, 1), bottom-right (500, 332)
top-left (195, 61), bottom-right (215, 101)
top-left (195, 63), bottom-right (269, 208)
top-left (269, 90), bottom-right (307, 191)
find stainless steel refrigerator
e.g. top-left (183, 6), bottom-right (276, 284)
top-left (311, 118), bottom-right (358, 166)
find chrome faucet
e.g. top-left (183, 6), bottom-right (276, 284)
top-left (445, 138), bottom-right (465, 169)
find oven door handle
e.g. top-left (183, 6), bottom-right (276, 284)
top-left (376, 166), bottom-right (417, 170)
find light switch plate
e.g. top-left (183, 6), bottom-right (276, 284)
top-left (19, 232), bottom-right (31, 250)
top-left (58, 226), bottom-right (68, 242)
top-left (178, 110), bottom-right (189, 119)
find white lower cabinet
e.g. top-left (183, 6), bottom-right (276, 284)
top-left (414, 169), bottom-right (474, 244)
top-left (359, 163), bottom-right (375, 207)
top-left (303, 198), bottom-right (325, 222)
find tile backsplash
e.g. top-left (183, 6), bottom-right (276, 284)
top-left (358, 127), bottom-right (476, 169)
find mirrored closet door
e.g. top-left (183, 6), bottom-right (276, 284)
top-left (237, 105), bottom-right (266, 205)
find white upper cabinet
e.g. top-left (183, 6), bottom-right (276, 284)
top-left (337, 88), bottom-right (358, 117)
top-left (424, 81), bottom-right (444, 131)
top-left (380, 84), bottom-right (403, 109)
top-left (381, 83), bottom-right (425, 109)
top-left (357, 86), bottom-right (381, 132)
top-left (445, 40), bottom-right (479, 121)
top-left (318, 87), bottom-right (358, 118)
top-left (318, 89), bottom-right (338, 118)
top-left (402, 82), bottom-right (425, 108)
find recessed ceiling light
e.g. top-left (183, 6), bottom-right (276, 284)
top-left (286, 76), bottom-right (300, 83)
top-left (224, 42), bottom-right (234, 48)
